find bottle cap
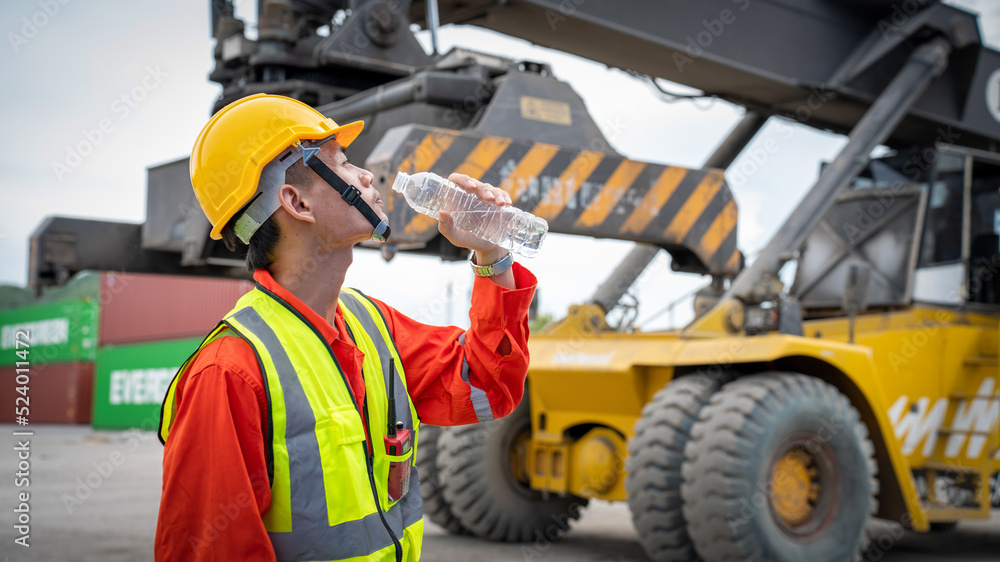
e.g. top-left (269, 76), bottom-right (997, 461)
top-left (391, 171), bottom-right (410, 193)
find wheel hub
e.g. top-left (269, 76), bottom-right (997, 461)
top-left (770, 447), bottom-right (820, 527)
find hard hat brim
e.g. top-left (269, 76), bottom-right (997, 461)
top-left (329, 120), bottom-right (364, 150)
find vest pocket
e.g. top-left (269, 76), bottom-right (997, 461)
top-left (383, 447), bottom-right (414, 503)
top-left (317, 404), bottom-right (366, 443)
top-left (314, 404), bottom-right (375, 524)
top-left (383, 449), bottom-right (413, 463)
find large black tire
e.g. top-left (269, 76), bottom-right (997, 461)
top-left (415, 425), bottom-right (467, 534)
top-left (681, 373), bottom-right (878, 562)
top-left (437, 400), bottom-right (589, 542)
top-left (626, 374), bottom-right (731, 561)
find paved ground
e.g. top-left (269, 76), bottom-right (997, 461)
top-left (1, 425), bottom-right (997, 561)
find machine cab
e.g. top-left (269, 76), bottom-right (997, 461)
top-left (791, 145), bottom-right (1000, 316)
top-left (914, 146), bottom-right (1000, 309)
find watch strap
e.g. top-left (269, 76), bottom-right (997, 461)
top-left (470, 251), bottom-right (514, 277)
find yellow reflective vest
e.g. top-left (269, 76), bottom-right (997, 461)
top-left (161, 285), bottom-right (423, 561)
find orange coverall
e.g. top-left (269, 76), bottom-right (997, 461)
top-left (156, 265), bottom-right (536, 561)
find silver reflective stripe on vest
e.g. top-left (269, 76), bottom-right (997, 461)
top-left (339, 291), bottom-right (413, 431)
top-left (457, 332), bottom-right (494, 422)
top-left (230, 308), bottom-right (327, 531)
top-left (268, 465), bottom-right (424, 560)
top-left (232, 306), bottom-right (423, 561)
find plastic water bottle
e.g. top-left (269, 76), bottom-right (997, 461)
top-left (391, 171), bottom-right (548, 257)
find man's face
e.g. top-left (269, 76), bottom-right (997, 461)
top-left (306, 141), bottom-right (387, 246)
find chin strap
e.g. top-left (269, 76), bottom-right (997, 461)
top-left (301, 146), bottom-right (390, 242)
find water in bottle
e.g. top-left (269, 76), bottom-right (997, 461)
top-left (391, 171), bottom-right (548, 257)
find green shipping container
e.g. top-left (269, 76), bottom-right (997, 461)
top-left (93, 337), bottom-right (202, 430)
top-left (0, 299), bottom-right (98, 367)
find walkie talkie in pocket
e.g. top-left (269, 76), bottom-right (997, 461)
top-left (385, 357), bottom-right (412, 502)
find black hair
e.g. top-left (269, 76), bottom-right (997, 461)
top-left (220, 157), bottom-right (317, 273)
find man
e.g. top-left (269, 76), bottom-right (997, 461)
top-left (156, 94), bottom-right (535, 561)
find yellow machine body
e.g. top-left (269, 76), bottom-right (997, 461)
top-left (524, 303), bottom-right (1000, 532)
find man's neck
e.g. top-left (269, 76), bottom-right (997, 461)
top-left (270, 242), bottom-right (353, 326)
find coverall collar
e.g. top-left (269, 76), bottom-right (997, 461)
top-left (253, 269), bottom-right (341, 344)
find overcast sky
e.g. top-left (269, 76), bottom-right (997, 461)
top-left (0, 0), bottom-right (996, 329)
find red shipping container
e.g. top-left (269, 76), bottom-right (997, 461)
top-left (0, 361), bottom-right (94, 424)
top-left (99, 272), bottom-right (253, 345)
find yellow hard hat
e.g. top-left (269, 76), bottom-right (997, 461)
top-left (190, 93), bottom-right (364, 239)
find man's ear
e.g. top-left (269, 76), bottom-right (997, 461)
top-left (277, 183), bottom-right (316, 225)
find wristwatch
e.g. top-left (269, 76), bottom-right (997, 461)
top-left (469, 251), bottom-right (514, 277)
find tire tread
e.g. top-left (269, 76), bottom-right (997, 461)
top-left (437, 404), bottom-right (587, 542)
top-left (626, 374), bottom-right (732, 561)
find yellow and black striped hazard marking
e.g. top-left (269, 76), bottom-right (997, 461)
top-left (367, 125), bottom-right (741, 276)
